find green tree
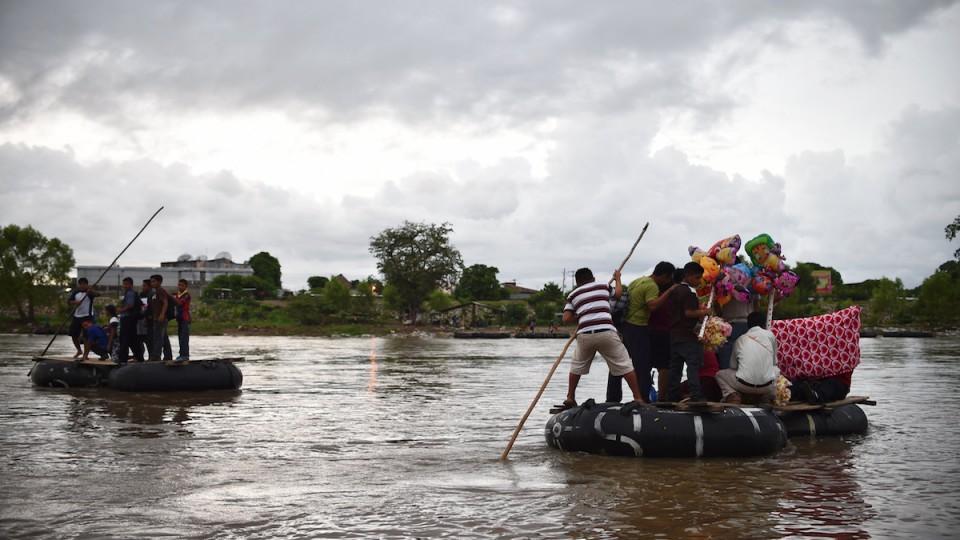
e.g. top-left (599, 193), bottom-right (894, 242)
top-left (866, 277), bottom-right (906, 326)
top-left (915, 262), bottom-right (960, 326)
top-left (947, 215), bottom-right (960, 260)
top-left (248, 251), bottom-right (282, 289)
top-left (426, 289), bottom-right (456, 312)
top-left (503, 303), bottom-right (529, 325)
top-left (202, 274), bottom-right (276, 300)
top-left (0, 224), bottom-right (75, 321)
top-left (455, 264), bottom-right (502, 301)
top-left (539, 282), bottom-right (564, 302)
top-left (307, 276), bottom-right (328, 290)
top-left (369, 221), bottom-right (463, 323)
top-left (322, 277), bottom-right (351, 316)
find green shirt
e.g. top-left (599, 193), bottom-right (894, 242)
top-left (624, 276), bottom-right (660, 326)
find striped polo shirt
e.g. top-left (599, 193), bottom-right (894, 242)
top-left (564, 281), bottom-right (617, 334)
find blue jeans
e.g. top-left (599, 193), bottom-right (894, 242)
top-left (177, 320), bottom-right (190, 359)
top-left (717, 321), bottom-right (749, 370)
top-left (668, 340), bottom-right (704, 401)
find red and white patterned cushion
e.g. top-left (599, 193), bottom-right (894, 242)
top-left (771, 306), bottom-right (861, 379)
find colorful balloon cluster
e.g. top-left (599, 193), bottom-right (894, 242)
top-left (744, 233), bottom-right (798, 299)
top-left (689, 235), bottom-right (742, 306)
top-left (688, 233), bottom-right (799, 305)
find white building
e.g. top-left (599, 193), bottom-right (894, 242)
top-left (77, 253), bottom-right (254, 292)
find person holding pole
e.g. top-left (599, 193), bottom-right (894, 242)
top-left (68, 277), bottom-right (96, 358)
top-left (666, 262), bottom-right (711, 402)
top-left (606, 261), bottom-right (678, 403)
top-left (560, 268), bottom-right (645, 410)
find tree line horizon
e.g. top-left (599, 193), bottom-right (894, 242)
top-left (2, 218), bottom-right (959, 328)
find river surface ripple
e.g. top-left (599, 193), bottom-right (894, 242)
top-left (1, 334), bottom-right (959, 539)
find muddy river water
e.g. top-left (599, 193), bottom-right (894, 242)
top-left (1, 333), bottom-right (959, 539)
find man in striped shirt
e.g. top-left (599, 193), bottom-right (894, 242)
top-left (560, 268), bottom-right (644, 409)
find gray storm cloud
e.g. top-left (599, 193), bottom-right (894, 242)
top-left (0, 1), bottom-right (958, 289)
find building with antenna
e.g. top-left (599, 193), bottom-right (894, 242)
top-left (77, 253), bottom-right (254, 292)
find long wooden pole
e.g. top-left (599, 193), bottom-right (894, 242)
top-left (697, 289), bottom-right (716, 339)
top-left (38, 206), bottom-right (165, 357)
top-left (499, 223), bottom-right (650, 461)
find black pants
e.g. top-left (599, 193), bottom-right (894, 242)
top-left (118, 316), bottom-right (140, 362)
top-left (668, 340), bottom-right (704, 401)
top-left (606, 323), bottom-right (652, 402)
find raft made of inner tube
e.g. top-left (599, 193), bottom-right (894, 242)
top-left (108, 360), bottom-right (243, 392)
top-left (453, 331), bottom-right (512, 339)
top-left (30, 357), bottom-right (243, 391)
top-left (30, 357), bottom-right (110, 388)
top-left (545, 401), bottom-right (786, 458)
top-left (514, 332), bottom-right (571, 339)
top-left (778, 404), bottom-right (868, 437)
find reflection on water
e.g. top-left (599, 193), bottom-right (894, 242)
top-left (0, 333), bottom-right (959, 538)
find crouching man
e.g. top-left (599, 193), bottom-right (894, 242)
top-left (716, 312), bottom-right (778, 404)
top-left (560, 268), bottom-right (645, 409)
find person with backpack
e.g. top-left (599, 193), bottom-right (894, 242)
top-left (116, 277), bottom-right (141, 363)
top-left (147, 274), bottom-right (174, 362)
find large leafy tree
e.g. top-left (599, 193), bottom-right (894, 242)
top-left (455, 264), bottom-right (502, 301)
top-left (307, 276), bottom-right (328, 290)
top-left (369, 221), bottom-right (463, 322)
top-left (0, 224), bottom-right (75, 321)
top-left (249, 251), bottom-right (282, 289)
top-left (947, 215), bottom-right (960, 260)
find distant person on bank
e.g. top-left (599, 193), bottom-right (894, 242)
top-left (173, 278), bottom-right (192, 361)
top-left (666, 262), bottom-right (711, 402)
top-left (80, 319), bottom-right (110, 361)
top-left (68, 277), bottom-right (96, 358)
top-left (561, 268), bottom-right (645, 410)
top-left (715, 312), bottom-right (779, 404)
top-left (606, 261), bottom-right (678, 403)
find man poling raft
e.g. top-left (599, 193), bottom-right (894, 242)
top-left (502, 228), bottom-right (874, 461)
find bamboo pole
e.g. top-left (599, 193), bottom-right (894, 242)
top-left (499, 223), bottom-right (649, 461)
top-left (38, 207), bottom-right (165, 357)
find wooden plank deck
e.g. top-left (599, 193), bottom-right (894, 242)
top-left (33, 356), bottom-right (244, 367)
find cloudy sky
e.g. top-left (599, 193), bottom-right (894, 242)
top-left (1, 1), bottom-right (958, 290)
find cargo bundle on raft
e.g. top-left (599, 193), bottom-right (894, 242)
top-left (29, 357), bottom-right (243, 392)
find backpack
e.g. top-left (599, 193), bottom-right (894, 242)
top-left (165, 291), bottom-right (176, 320)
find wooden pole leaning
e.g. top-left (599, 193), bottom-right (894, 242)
top-left (697, 289), bottom-right (716, 340)
top-left (38, 206), bottom-right (165, 357)
top-left (499, 222), bottom-right (649, 461)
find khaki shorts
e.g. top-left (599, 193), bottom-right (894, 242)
top-left (570, 330), bottom-right (634, 376)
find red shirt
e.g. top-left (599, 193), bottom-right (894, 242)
top-left (701, 350), bottom-right (719, 378)
top-left (174, 291), bottom-right (192, 323)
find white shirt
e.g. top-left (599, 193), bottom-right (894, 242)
top-left (71, 291), bottom-right (93, 318)
top-left (730, 326), bottom-right (779, 385)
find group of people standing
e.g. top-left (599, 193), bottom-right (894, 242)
top-left (560, 261), bottom-right (780, 408)
top-left (68, 275), bottom-right (192, 363)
